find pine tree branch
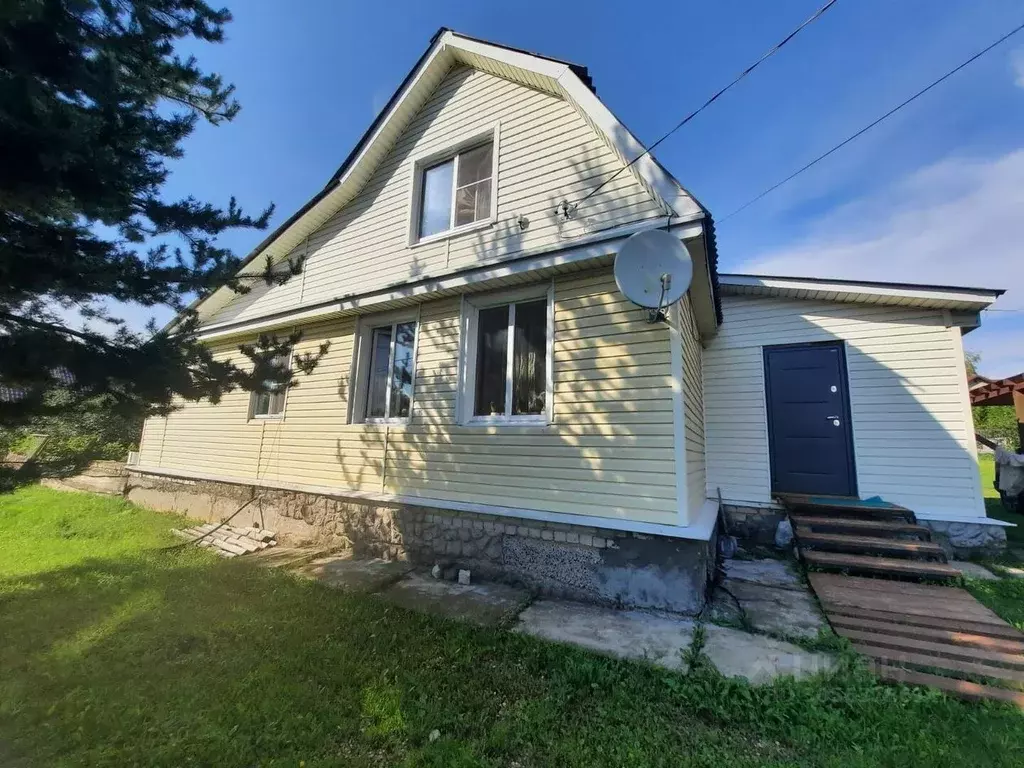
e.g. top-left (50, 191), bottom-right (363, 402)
top-left (159, 90), bottom-right (236, 122)
top-left (0, 310), bottom-right (116, 349)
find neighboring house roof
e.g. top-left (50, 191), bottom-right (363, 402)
top-left (970, 374), bottom-right (1024, 406)
top-left (719, 273), bottom-right (1003, 312)
top-left (189, 28), bottom-right (718, 329)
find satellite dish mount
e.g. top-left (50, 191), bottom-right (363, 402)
top-left (613, 230), bottom-right (693, 325)
top-left (648, 272), bottom-right (672, 324)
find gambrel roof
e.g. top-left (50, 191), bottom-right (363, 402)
top-left (192, 28), bottom-right (721, 332)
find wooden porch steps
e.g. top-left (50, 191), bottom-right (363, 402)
top-left (778, 494), bottom-right (917, 523)
top-left (801, 550), bottom-right (961, 580)
top-left (779, 494), bottom-right (961, 582)
top-left (809, 573), bottom-right (1024, 708)
top-left (789, 514), bottom-right (930, 539)
top-left (795, 529), bottom-right (946, 559)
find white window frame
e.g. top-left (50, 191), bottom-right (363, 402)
top-left (407, 123), bottom-right (500, 246)
top-left (248, 351), bottom-right (292, 421)
top-left (457, 282), bottom-right (554, 426)
top-left (349, 308), bottom-right (421, 425)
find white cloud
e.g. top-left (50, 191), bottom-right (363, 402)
top-left (1012, 48), bottom-right (1024, 89)
top-left (738, 149), bottom-right (1024, 377)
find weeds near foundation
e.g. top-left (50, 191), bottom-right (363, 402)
top-left (681, 623), bottom-right (710, 675)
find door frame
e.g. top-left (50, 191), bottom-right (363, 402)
top-left (762, 340), bottom-right (858, 498)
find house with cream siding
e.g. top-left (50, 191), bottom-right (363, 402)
top-left (129, 30), bottom-right (1007, 612)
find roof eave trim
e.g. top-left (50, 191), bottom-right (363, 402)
top-left (720, 273), bottom-right (1003, 307)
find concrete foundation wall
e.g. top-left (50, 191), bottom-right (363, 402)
top-left (722, 503), bottom-right (784, 546)
top-left (922, 520), bottom-right (1007, 558)
top-left (127, 471), bottom-right (714, 614)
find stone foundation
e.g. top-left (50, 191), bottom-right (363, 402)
top-left (921, 520), bottom-right (1007, 558)
top-left (721, 503), bottom-right (784, 546)
top-left (127, 471), bottom-right (714, 614)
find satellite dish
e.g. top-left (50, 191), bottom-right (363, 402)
top-left (614, 230), bottom-right (693, 322)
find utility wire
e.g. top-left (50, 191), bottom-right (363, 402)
top-left (573, 0), bottom-right (841, 211)
top-left (720, 21), bottom-right (1024, 222)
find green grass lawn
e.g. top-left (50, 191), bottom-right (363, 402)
top-left (2, 486), bottom-right (1024, 767)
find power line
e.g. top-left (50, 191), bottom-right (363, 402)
top-left (571, 0), bottom-right (841, 213)
top-left (720, 20), bottom-right (1024, 223)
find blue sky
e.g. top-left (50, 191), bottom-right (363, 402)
top-left (158, 0), bottom-right (1024, 375)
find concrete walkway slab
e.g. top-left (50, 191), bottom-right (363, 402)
top-left (702, 624), bottom-right (834, 684)
top-left (515, 600), bottom-right (695, 669)
top-left (711, 579), bottom-right (827, 640)
top-left (950, 561), bottom-right (999, 580)
top-left (296, 555), bottom-right (413, 593)
top-left (712, 558), bottom-right (826, 640)
top-left (515, 599), bottom-right (834, 684)
top-left (723, 558), bottom-right (803, 590)
top-left (381, 572), bottom-right (529, 627)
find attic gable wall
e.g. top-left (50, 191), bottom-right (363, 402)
top-left (210, 65), bottom-right (667, 326)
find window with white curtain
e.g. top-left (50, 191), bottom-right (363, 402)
top-left (460, 286), bottom-right (552, 424)
top-left (413, 136), bottom-right (495, 242)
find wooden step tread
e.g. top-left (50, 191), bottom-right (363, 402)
top-left (835, 627), bottom-right (1024, 669)
top-left (790, 514), bottom-right (930, 539)
top-left (823, 604), bottom-right (1024, 641)
top-left (802, 550), bottom-right (961, 579)
top-left (796, 530), bottom-right (945, 559)
top-left (854, 643), bottom-right (1024, 685)
top-left (832, 615), bottom-right (1024, 654)
top-left (778, 495), bottom-right (916, 521)
top-left (874, 665), bottom-right (1024, 708)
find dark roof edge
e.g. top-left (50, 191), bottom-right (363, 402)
top-left (702, 214), bottom-right (723, 326)
top-left (720, 272), bottom-right (1006, 297)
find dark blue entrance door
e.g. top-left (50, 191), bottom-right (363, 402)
top-left (763, 342), bottom-right (856, 497)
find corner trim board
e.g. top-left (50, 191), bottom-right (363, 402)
top-left (668, 301), bottom-right (689, 525)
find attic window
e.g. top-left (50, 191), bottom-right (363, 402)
top-left (415, 140), bottom-right (495, 241)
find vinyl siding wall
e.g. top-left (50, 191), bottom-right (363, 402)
top-left (140, 268), bottom-right (690, 527)
top-left (703, 295), bottom-right (986, 519)
top-left (210, 65), bottom-right (666, 326)
top-left (678, 295), bottom-right (706, 515)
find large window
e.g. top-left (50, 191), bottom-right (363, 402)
top-left (462, 288), bottom-right (552, 423)
top-left (250, 355), bottom-right (288, 419)
top-left (355, 317), bottom-right (418, 422)
top-left (416, 140), bottom-right (494, 240)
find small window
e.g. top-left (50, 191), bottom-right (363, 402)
top-left (417, 141), bottom-right (493, 240)
top-left (362, 320), bottom-right (417, 421)
top-left (464, 293), bottom-right (550, 422)
top-left (250, 355), bottom-right (288, 419)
